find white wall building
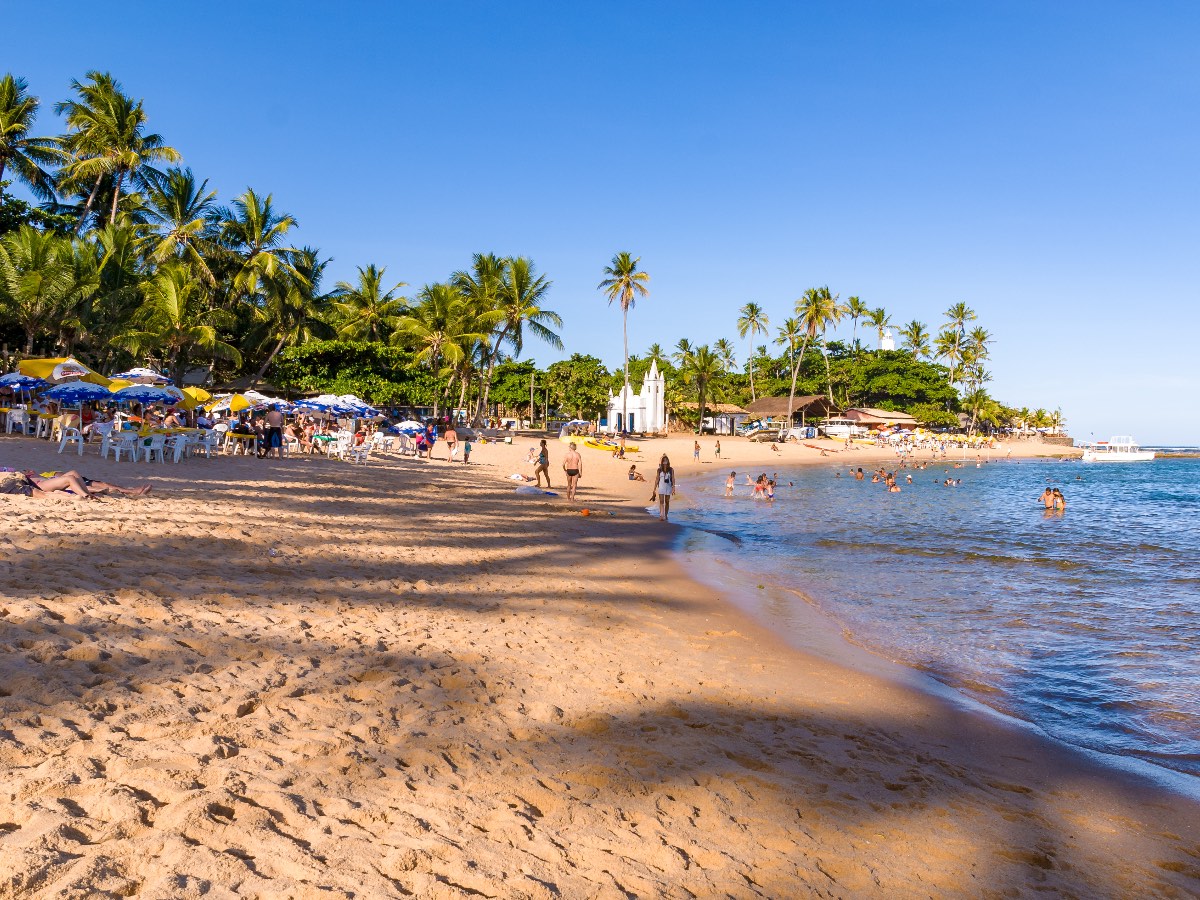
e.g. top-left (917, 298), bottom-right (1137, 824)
top-left (605, 360), bottom-right (666, 434)
top-left (879, 328), bottom-right (895, 351)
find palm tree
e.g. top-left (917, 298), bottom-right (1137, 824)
top-left (0, 74), bottom-right (60, 201)
top-left (214, 189), bottom-right (300, 298)
top-left (393, 283), bottom-right (502, 418)
top-left (247, 248), bottom-right (334, 386)
top-left (56, 71), bottom-right (180, 229)
top-left (332, 263), bottom-right (407, 341)
top-left (898, 320), bottom-right (930, 358)
top-left (143, 167), bottom-right (218, 282)
top-left (122, 263), bottom-right (241, 386)
top-left (844, 296), bottom-right (868, 351)
top-left (672, 338), bottom-right (693, 367)
top-left (934, 328), bottom-right (961, 383)
top-left (476, 256), bottom-right (561, 422)
top-left (786, 287), bottom-right (843, 427)
top-left (736, 302), bottom-right (769, 401)
top-left (680, 345), bottom-right (724, 434)
top-left (866, 306), bottom-right (892, 345)
top-left (0, 226), bottom-right (97, 354)
top-left (775, 317), bottom-right (801, 369)
top-left (942, 302), bottom-right (977, 384)
top-left (645, 343), bottom-right (668, 368)
top-left (597, 251), bottom-right (649, 432)
top-left (713, 337), bottom-right (737, 372)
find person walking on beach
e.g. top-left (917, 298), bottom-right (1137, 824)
top-left (715, 440), bottom-right (721, 459)
top-left (534, 439), bottom-right (551, 487)
top-left (265, 405), bottom-right (285, 459)
top-left (693, 440), bottom-right (701, 462)
top-left (725, 471), bottom-right (736, 498)
top-left (424, 422), bottom-right (438, 461)
top-left (563, 442), bottom-right (583, 500)
top-left (652, 455), bottom-right (676, 521)
top-left (444, 424), bottom-right (458, 461)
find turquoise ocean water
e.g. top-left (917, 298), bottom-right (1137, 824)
top-left (672, 455), bottom-right (1200, 783)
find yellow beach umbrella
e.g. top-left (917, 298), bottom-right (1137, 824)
top-left (177, 386), bottom-right (211, 411)
top-left (19, 357), bottom-right (111, 387)
top-left (107, 378), bottom-right (134, 391)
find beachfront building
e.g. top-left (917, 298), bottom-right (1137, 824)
top-left (879, 328), bottom-right (896, 351)
top-left (744, 394), bottom-right (839, 428)
top-left (671, 401), bottom-right (750, 434)
top-left (605, 359), bottom-right (666, 434)
top-left (845, 407), bottom-right (920, 430)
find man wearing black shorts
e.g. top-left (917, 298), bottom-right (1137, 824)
top-left (562, 441), bottom-right (583, 500)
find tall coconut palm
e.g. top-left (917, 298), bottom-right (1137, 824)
top-left (121, 262), bottom-right (241, 386)
top-left (332, 263), bottom-right (407, 341)
top-left (0, 226), bottom-right (97, 354)
top-left (143, 167), bottom-right (218, 281)
top-left (247, 248), bottom-right (334, 386)
top-left (736, 302), bottom-right (769, 402)
top-left (672, 338), bottom-right (693, 367)
top-left (713, 337), bottom-right (737, 372)
top-left (56, 71), bottom-right (180, 230)
top-left (0, 74), bottom-right (60, 201)
top-left (898, 320), bottom-right (930, 358)
top-left (645, 343), bottom-right (668, 368)
top-left (214, 189), bottom-right (300, 298)
top-left (393, 283), bottom-right (502, 418)
top-left (942, 302), bottom-right (977, 382)
top-left (775, 317), bottom-right (801, 370)
top-left (597, 251), bottom-right (649, 432)
top-left (785, 287), bottom-right (842, 427)
top-left (866, 306), bottom-right (892, 345)
top-left (844, 296), bottom-right (868, 350)
top-left (680, 345), bottom-right (724, 435)
top-left (475, 256), bottom-right (561, 423)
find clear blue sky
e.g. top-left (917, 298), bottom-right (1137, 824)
top-left (6, 2), bottom-right (1198, 442)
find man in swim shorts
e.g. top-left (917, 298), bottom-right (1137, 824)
top-left (563, 442), bottom-right (583, 500)
top-left (725, 471), bottom-right (736, 497)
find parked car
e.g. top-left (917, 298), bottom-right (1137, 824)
top-left (819, 417), bottom-right (865, 439)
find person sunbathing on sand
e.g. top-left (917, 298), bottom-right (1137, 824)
top-left (21, 469), bottom-right (151, 499)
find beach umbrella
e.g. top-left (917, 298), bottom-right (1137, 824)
top-left (184, 387), bottom-right (211, 403)
top-left (208, 389), bottom-right (276, 414)
top-left (112, 384), bottom-right (187, 406)
top-left (43, 382), bottom-right (113, 404)
top-left (393, 419), bottom-right (424, 435)
top-left (0, 373), bottom-right (45, 388)
top-left (109, 367), bottom-right (172, 384)
top-left (19, 357), bottom-right (110, 386)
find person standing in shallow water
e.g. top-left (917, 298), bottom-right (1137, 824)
top-left (653, 456), bottom-right (676, 521)
top-left (725, 471), bottom-right (736, 498)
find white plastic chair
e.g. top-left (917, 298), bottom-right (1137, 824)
top-left (283, 434), bottom-right (300, 457)
top-left (111, 432), bottom-right (140, 462)
top-left (6, 409), bottom-right (32, 435)
top-left (88, 421), bottom-right (114, 445)
top-left (348, 441), bottom-right (371, 464)
top-left (330, 433), bottom-right (353, 460)
top-left (142, 434), bottom-right (167, 463)
top-left (35, 415), bottom-right (54, 439)
top-left (57, 427), bottom-right (85, 456)
top-left (166, 434), bottom-right (192, 463)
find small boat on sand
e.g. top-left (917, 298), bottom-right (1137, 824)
top-left (1080, 436), bottom-right (1155, 462)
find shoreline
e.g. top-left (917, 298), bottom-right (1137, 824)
top-left (2, 434), bottom-right (1197, 896)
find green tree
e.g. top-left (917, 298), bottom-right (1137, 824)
top-left (736, 301), bottom-right (769, 401)
top-left (546, 353), bottom-right (611, 419)
top-left (56, 71), bottom-right (180, 229)
top-left (393, 282), bottom-right (500, 417)
top-left (713, 337), bottom-right (737, 371)
top-left (0, 74), bottom-right (60, 201)
top-left (143, 166), bottom-right (218, 282)
top-left (333, 263), bottom-right (407, 341)
top-left (645, 342), bottom-right (668, 368)
top-left (246, 248), bottom-right (335, 386)
top-left (680, 344), bottom-right (725, 434)
top-left (598, 251), bottom-right (649, 431)
top-left (272, 339), bottom-right (441, 407)
top-left (866, 306), bottom-right (892, 344)
top-left (844, 296), bottom-right (868, 350)
top-left (898, 320), bottom-right (930, 358)
top-left (122, 263), bottom-right (241, 385)
top-left (215, 189), bottom-right (300, 298)
top-left (786, 286), bottom-right (842, 426)
top-left (0, 226), bottom-right (97, 354)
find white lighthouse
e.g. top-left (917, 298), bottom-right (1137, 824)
top-left (879, 328), bottom-right (895, 351)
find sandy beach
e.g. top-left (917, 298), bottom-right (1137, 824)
top-left (1, 433), bottom-right (1197, 899)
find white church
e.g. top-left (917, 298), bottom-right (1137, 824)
top-left (605, 359), bottom-right (666, 434)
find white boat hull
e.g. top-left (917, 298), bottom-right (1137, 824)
top-left (1081, 449), bottom-right (1155, 462)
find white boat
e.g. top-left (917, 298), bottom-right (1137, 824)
top-left (1080, 436), bottom-right (1155, 462)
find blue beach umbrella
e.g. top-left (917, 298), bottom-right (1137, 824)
top-left (0, 373), bottom-right (47, 389)
top-left (112, 384), bottom-right (187, 406)
top-left (43, 382), bottom-right (114, 404)
top-left (109, 367), bottom-right (173, 384)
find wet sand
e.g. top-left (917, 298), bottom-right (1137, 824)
top-left (1, 434), bottom-right (1196, 898)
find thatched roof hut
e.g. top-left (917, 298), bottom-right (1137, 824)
top-left (744, 395), bottom-right (839, 423)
